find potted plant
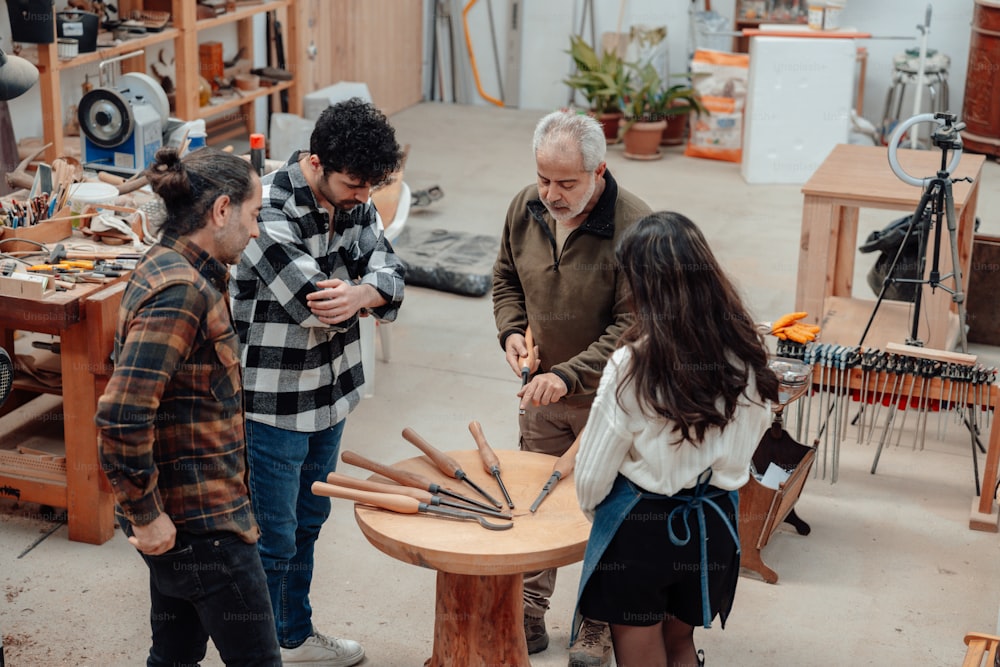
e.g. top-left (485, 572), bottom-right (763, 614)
top-left (651, 75), bottom-right (709, 146)
top-left (564, 35), bottom-right (629, 144)
top-left (619, 62), bottom-right (666, 160)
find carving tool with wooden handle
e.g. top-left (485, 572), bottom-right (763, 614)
top-left (468, 420), bottom-right (514, 509)
top-left (325, 472), bottom-right (511, 520)
top-left (341, 450), bottom-right (500, 513)
top-left (401, 427), bottom-right (504, 509)
top-left (517, 325), bottom-right (537, 415)
top-left (518, 325), bottom-right (536, 386)
top-left (529, 434), bottom-right (582, 513)
top-left (311, 481), bottom-right (512, 531)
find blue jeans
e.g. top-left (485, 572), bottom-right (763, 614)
top-left (121, 519), bottom-right (281, 666)
top-left (246, 419), bottom-right (346, 648)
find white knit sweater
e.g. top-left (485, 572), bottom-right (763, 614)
top-left (575, 346), bottom-right (773, 520)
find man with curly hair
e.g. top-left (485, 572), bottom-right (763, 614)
top-left (231, 98), bottom-right (405, 667)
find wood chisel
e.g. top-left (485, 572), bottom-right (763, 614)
top-left (529, 434), bottom-right (581, 513)
top-left (468, 420), bottom-right (514, 509)
top-left (401, 427), bottom-right (504, 509)
top-left (325, 472), bottom-right (511, 519)
top-left (341, 450), bottom-right (500, 513)
top-left (311, 482), bottom-right (512, 530)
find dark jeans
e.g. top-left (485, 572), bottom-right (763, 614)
top-left (122, 519), bottom-right (281, 666)
top-left (245, 419), bottom-right (346, 648)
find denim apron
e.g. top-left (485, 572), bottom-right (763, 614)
top-left (571, 471), bottom-right (741, 642)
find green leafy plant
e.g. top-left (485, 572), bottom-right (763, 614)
top-left (563, 35), bottom-right (629, 115)
top-left (648, 73), bottom-right (710, 120)
top-left (621, 61), bottom-right (662, 125)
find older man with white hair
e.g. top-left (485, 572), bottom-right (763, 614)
top-left (492, 110), bottom-right (652, 667)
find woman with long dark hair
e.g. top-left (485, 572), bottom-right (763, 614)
top-left (574, 211), bottom-right (779, 666)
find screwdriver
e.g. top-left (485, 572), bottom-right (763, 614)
top-left (529, 434), bottom-right (582, 513)
top-left (340, 450), bottom-right (500, 513)
top-left (402, 427), bottom-right (505, 509)
top-left (468, 420), bottom-right (514, 510)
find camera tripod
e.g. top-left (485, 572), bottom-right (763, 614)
top-left (858, 112), bottom-right (973, 353)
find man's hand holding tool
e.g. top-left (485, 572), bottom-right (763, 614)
top-left (529, 434), bottom-right (582, 513)
top-left (468, 420), bottom-right (514, 509)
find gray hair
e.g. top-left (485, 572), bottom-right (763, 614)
top-left (532, 111), bottom-right (606, 172)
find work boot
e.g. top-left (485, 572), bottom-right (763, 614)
top-left (280, 631), bottom-right (365, 667)
top-left (524, 614), bottom-right (549, 654)
top-left (568, 618), bottom-right (612, 667)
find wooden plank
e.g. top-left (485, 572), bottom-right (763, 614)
top-left (796, 195), bottom-right (836, 324)
top-left (820, 295), bottom-right (958, 351)
top-left (86, 282), bottom-right (125, 378)
top-left (296, 0), bottom-right (422, 115)
top-left (36, 40), bottom-right (62, 164)
top-left (885, 342), bottom-right (977, 366)
top-left (172, 0), bottom-right (200, 122)
top-left (0, 469), bottom-right (67, 509)
top-left (801, 144), bottom-right (984, 213)
top-left (832, 205), bottom-right (858, 298)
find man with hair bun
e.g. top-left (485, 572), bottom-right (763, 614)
top-left (232, 97), bottom-right (405, 667)
top-left (492, 110), bottom-right (651, 666)
top-left (97, 147), bottom-right (280, 666)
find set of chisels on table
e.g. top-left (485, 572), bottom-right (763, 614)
top-left (775, 339), bottom-right (998, 489)
top-left (311, 422), bottom-right (580, 530)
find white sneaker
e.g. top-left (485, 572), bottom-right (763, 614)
top-left (280, 632), bottom-right (365, 667)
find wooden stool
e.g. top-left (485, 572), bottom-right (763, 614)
top-left (962, 631), bottom-right (1000, 667)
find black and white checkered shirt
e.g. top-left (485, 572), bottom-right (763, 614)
top-left (231, 153), bottom-right (405, 432)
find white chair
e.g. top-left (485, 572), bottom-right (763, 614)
top-left (359, 181), bottom-right (410, 398)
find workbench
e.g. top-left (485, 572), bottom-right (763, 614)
top-left (792, 145), bottom-right (1000, 533)
top-left (795, 143), bottom-right (985, 351)
top-left (0, 279), bottom-right (125, 544)
top-left (351, 449), bottom-right (590, 667)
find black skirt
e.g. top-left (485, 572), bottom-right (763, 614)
top-left (578, 487), bottom-right (741, 628)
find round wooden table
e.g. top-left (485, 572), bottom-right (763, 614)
top-left (353, 449), bottom-right (590, 667)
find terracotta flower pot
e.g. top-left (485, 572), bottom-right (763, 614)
top-left (597, 111), bottom-right (623, 144)
top-left (660, 113), bottom-right (690, 146)
top-left (621, 119), bottom-right (667, 160)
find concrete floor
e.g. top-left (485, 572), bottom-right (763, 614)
top-left (3, 102), bottom-right (1000, 666)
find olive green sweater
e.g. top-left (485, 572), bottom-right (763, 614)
top-left (492, 171), bottom-right (652, 405)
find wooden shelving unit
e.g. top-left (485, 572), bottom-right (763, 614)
top-left (30, 0), bottom-right (301, 163)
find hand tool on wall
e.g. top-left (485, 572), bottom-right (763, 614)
top-left (467, 420), bottom-right (514, 509)
top-left (341, 450), bottom-right (499, 513)
top-left (401, 427), bottom-right (504, 509)
top-left (311, 481), bottom-right (512, 531)
top-left (325, 472), bottom-right (511, 520)
top-left (529, 434), bottom-right (581, 513)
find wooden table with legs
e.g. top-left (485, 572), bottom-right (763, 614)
top-left (796, 143), bottom-right (985, 351)
top-left (351, 449), bottom-right (590, 667)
